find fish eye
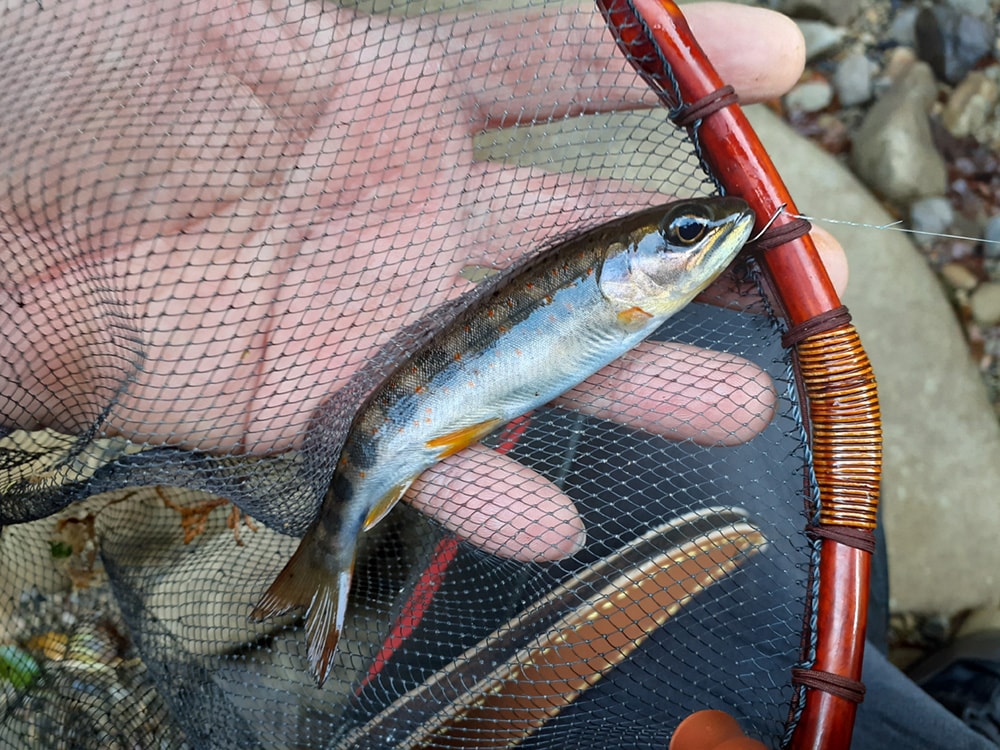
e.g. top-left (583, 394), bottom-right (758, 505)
top-left (661, 208), bottom-right (710, 248)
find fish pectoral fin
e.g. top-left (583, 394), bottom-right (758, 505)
top-left (363, 481), bottom-right (412, 532)
top-left (617, 305), bottom-right (654, 331)
top-left (250, 525), bottom-right (354, 687)
top-left (425, 417), bottom-right (504, 460)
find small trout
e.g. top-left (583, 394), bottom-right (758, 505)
top-left (251, 197), bottom-right (755, 684)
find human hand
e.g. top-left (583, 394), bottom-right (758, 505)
top-left (0, 0), bottom-right (845, 559)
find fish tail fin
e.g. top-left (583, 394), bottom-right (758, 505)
top-left (250, 527), bottom-right (354, 687)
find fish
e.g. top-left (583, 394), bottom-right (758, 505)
top-left (249, 196), bottom-right (755, 685)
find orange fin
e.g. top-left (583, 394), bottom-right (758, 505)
top-left (363, 480), bottom-right (412, 532)
top-left (425, 417), bottom-right (503, 459)
top-left (250, 527), bottom-right (354, 686)
top-left (617, 305), bottom-right (653, 330)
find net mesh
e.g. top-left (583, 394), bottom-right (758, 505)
top-left (0, 1), bottom-right (814, 748)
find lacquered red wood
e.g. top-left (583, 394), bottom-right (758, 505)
top-left (791, 544), bottom-right (869, 750)
top-left (593, 3), bottom-right (874, 749)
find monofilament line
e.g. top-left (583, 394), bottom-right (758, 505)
top-left (788, 211), bottom-right (1000, 246)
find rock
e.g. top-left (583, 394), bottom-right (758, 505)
top-left (834, 50), bottom-right (875, 107)
top-left (940, 262), bottom-right (980, 292)
top-left (881, 46), bottom-right (919, 84)
top-left (942, 71), bottom-right (999, 139)
top-left (772, 0), bottom-right (863, 27)
top-left (944, 0), bottom-right (993, 21)
top-left (796, 20), bottom-right (846, 62)
top-left (851, 62), bottom-right (948, 205)
top-left (984, 215), bottom-right (1000, 261)
top-left (971, 282), bottom-right (1000, 325)
top-left (888, 6), bottom-right (919, 48)
top-left (915, 5), bottom-right (995, 85)
top-left (909, 196), bottom-right (955, 248)
top-left (784, 79), bottom-right (834, 113)
top-left (747, 105), bottom-right (1000, 615)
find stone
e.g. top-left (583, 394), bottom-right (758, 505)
top-left (915, 5), bottom-right (995, 85)
top-left (984, 215), bottom-right (1000, 261)
top-left (747, 105), bottom-right (1000, 615)
top-left (851, 62), bottom-right (948, 205)
top-left (796, 20), bottom-right (846, 62)
top-left (834, 50), bottom-right (875, 107)
top-left (940, 262), bottom-right (979, 292)
top-left (772, 0), bottom-right (863, 27)
top-left (888, 5), bottom-right (919, 48)
top-left (784, 79), bottom-right (834, 113)
top-left (971, 282), bottom-right (1000, 325)
top-left (942, 71), bottom-right (999, 139)
top-left (909, 196), bottom-right (955, 248)
top-left (944, 0), bottom-right (993, 21)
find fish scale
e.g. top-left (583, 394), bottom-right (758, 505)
top-left (250, 196), bottom-right (755, 685)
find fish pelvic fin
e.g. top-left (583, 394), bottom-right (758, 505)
top-left (249, 527), bottom-right (354, 687)
top-left (425, 417), bottom-right (504, 459)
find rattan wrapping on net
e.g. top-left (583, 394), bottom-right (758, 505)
top-left (0, 0), bottom-right (882, 748)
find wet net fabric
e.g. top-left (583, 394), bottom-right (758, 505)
top-left (1, 2), bottom-right (813, 748)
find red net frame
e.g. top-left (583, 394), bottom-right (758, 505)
top-left (594, 1), bottom-right (883, 747)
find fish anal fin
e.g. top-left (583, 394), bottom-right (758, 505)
top-left (249, 527), bottom-right (354, 687)
top-left (425, 417), bottom-right (503, 460)
top-left (363, 481), bottom-right (412, 531)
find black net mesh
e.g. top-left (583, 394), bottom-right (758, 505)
top-left (0, 1), bottom-right (815, 748)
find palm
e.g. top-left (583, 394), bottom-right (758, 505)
top-left (1, 0), bottom-right (815, 558)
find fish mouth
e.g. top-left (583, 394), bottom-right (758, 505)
top-left (684, 199), bottom-right (755, 272)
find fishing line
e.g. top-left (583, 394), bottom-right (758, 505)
top-left (787, 210), bottom-right (1000, 246)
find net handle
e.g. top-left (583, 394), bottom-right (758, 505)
top-left (594, 2), bottom-right (883, 747)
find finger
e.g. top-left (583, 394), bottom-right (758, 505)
top-left (461, 3), bottom-right (805, 127)
top-left (555, 340), bottom-right (776, 447)
top-left (406, 444), bottom-right (586, 562)
top-left (686, 3), bottom-right (806, 104)
top-left (811, 226), bottom-right (849, 296)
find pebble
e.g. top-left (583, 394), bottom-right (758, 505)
top-left (888, 6), bottom-right (919, 48)
top-left (914, 5), bottom-right (995, 85)
top-left (875, 47), bottom-right (918, 98)
top-left (851, 62), bottom-right (948, 205)
top-left (784, 79), bottom-right (834, 114)
top-left (834, 50), bottom-right (875, 107)
top-left (797, 20), bottom-right (846, 62)
top-left (971, 282), bottom-right (1000, 326)
top-left (984, 215), bottom-right (1000, 261)
top-left (940, 262), bottom-right (979, 292)
top-left (944, 0), bottom-right (993, 21)
top-left (909, 196), bottom-right (955, 248)
top-left (942, 72), bottom-right (1000, 139)
top-left (774, 0), bottom-right (863, 27)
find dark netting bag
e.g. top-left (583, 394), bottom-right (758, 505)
top-left (0, 0), bottom-right (881, 748)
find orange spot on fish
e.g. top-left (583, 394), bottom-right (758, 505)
top-left (454, 352), bottom-right (462, 361)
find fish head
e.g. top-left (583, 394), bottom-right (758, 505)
top-left (598, 197), bottom-right (755, 319)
